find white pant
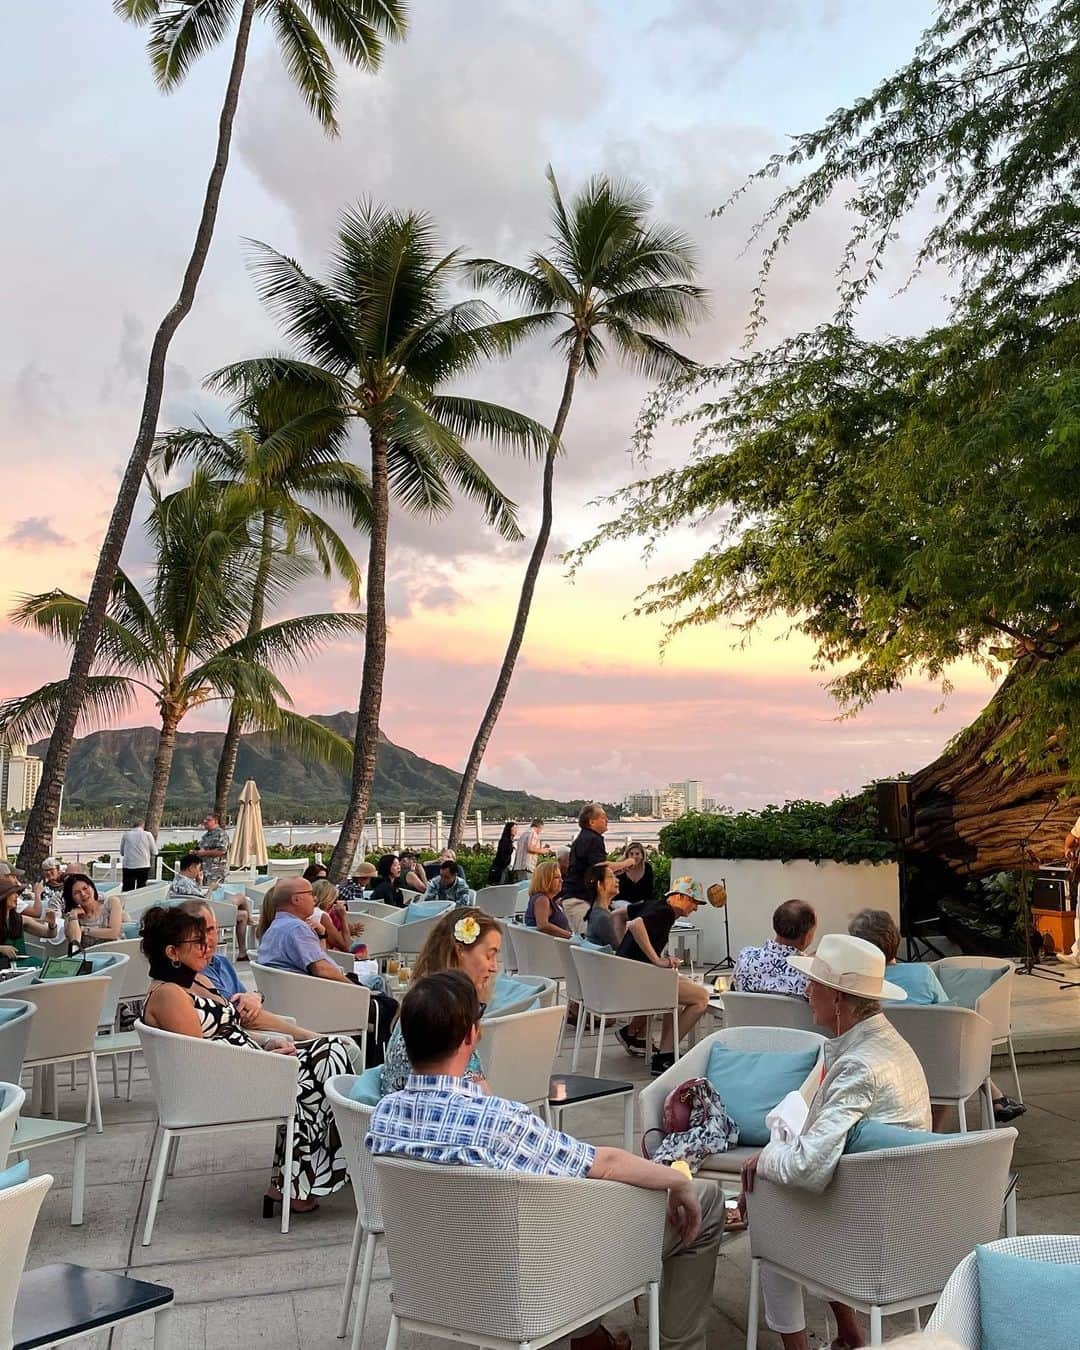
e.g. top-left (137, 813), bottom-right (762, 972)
top-left (762, 1268), bottom-right (806, 1335)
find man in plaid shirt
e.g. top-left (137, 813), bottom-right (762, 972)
top-left (367, 971), bottom-right (724, 1350)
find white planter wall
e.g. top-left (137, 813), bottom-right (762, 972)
top-left (670, 857), bottom-right (899, 964)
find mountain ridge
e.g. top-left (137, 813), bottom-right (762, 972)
top-left (29, 712), bottom-right (593, 823)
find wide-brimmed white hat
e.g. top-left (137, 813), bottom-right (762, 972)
top-left (788, 933), bottom-right (906, 1001)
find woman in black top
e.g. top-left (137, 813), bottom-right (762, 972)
top-left (370, 854), bottom-right (405, 907)
top-left (617, 841), bottom-right (655, 915)
top-left (488, 821), bottom-right (517, 885)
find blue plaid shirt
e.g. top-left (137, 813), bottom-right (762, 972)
top-left (366, 1074), bottom-right (596, 1178)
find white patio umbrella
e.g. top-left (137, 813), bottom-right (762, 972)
top-left (228, 779), bottom-right (268, 871)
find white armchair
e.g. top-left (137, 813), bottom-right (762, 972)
top-left (932, 956), bottom-right (1021, 1102)
top-left (478, 1004), bottom-right (566, 1118)
top-left (136, 1020), bottom-right (299, 1242)
top-left (569, 946), bottom-right (678, 1077)
top-left (884, 1004), bottom-right (994, 1131)
top-left (720, 990), bottom-right (819, 1033)
top-left (250, 962), bottom-right (371, 1063)
top-left (326, 1080), bottom-right (383, 1350)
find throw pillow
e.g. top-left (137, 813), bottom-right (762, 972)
top-left (936, 964), bottom-right (1010, 1010)
top-left (705, 1043), bottom-right (820, 1146)
top-left (0, 1159), bottom-right (30, 1191)
top-left (487, 975), bottom-right (542, 1015)
top-left (844, 1120), bottom-right (945, 1153)
top-left (347, 1066), bottom-right (384, 1106)
top-left (976, 1243), bottom-right (1080, 1350)
top-left (403, 901), bottom-right (449, 924)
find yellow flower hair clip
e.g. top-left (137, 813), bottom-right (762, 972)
top-left (454, 916), bottom-right (481, 945)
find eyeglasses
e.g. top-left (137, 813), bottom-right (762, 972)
top-left (178, 938), bottom-right (208, 950)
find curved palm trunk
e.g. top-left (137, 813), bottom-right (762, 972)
top-left (214, 508), bottom-right (275, 822)
top-left (17, 0), bottom-right (257, 877)
top-left (145, 709), bottom-right (182, 839)
top-left (449, 343), bottom-right (584, 848)
top-left (329, 430), bottom-right (390, 880)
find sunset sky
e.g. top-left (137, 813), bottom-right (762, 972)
top-left (0, 1), bottom-right (997, 808)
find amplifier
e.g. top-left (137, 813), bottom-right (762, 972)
top-left (1033, 875), bottom-right (1070, 912)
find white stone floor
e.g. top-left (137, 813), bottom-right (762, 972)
top-left (19, 1001), bottom-right (1080, 1350)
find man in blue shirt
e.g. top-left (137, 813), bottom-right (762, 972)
top-left (422, 860), bottom-right (471, 907)
top-left (256, 876), bottom-right (352, 983)
top-left (367, 971), bottom-right (724, 1350)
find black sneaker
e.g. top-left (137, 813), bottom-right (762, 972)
top-left (650, 1051), bottom-right (676, 1078)
top-left (617, 1026), bottom-right (646, 1057)
top-left (994, 1095), bottom-right (1027, 1123)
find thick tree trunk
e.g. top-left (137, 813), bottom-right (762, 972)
top-left (145, 711), bottom-right (181, 838)
top-left (908, 666), bottom-right (1080, 875)
top-left (447, 342), bottom-right (585, 848)
top-left (328, 430), bottom-right (389, 881)
top-left (214, 508), bottom-right (275, 822)
top-left (16, 0), bottom-right (257, 878)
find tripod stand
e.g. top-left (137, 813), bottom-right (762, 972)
top-left (702, 877), bottom-right (735, 979)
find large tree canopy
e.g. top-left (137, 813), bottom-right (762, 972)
top-left (576, 0), bottom-right (1080, 873)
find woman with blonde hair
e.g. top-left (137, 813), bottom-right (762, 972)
top-left (524, 859), bottom-right (571, 938)
top-left (379, 906), bottom-right (503, 1093)
top-left (311, 878), bottom-right (362, 952)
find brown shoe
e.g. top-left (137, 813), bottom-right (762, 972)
top-left (570, 1327), bottom-right (631, 1350)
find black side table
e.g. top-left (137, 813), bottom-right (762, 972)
top-left (13, 1263), bottom-right (174, 1349)
top-left (549, 1073), bottom-right (635, 1151)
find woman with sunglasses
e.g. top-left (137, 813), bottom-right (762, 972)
top-left (140, 905), bottom-right (360, 1216)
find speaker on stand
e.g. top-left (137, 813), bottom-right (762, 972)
top-left (876, 780), bottom-right (943, 963)
top-left (702, 880), bottom-right (734, 978)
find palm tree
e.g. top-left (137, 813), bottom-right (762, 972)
top-left (213, 201), bottom-right (555, 879)
top-left (155, 367), bottom-right (372, 822)
top-left (447, 169), bottom-right (707, 846)
top-left (18, 0), bottom-right (407, 874)
top-left (3, 474), bottom-right (365, 835)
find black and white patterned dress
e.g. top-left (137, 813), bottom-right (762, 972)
top-left (183, 989), bottom-right (353, 1199)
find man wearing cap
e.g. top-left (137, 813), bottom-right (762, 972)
top-left (739, 933), bottom-right (931, 1350)
top-left (615, 876), bottom-right (710, 1076)
top-left (337, 861), bottom-right (378, 905)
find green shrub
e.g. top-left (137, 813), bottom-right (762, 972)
top-left (659, 797), bottom-right (895, 865)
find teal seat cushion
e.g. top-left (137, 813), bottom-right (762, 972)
top-left (844, 1120), bottom-right (945, 1153)
top-left (936, 964), bottom-right (1010, 1009)
top-left (121, 921), bottom-right (141, 939)
top-left (706, 1043), bottom-right (820, 1146)
top-left (487, 974), bottom-right (541, 1015)
top-left (0, 1005), bottom-right (26, 1025)
top-left (976, 1243), bottom-right (1080, 1349)
top-left (580, 940), bottom-right (613, 954)
top-left (403, 901), bottom-right (448, 924)
top-left (0, 1160), bottom-right (30, 1191)
top-left (347, 1066), bottom-right (384, 1105)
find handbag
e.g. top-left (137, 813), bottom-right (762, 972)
top-left (641, 1076), bottom-right (739, 1171)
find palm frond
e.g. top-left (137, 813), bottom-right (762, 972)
top-left (600, 317), bottom-right (699, 380)
top-left (600, 281), bottom-right (708, 334)
top-left (466, 258), bottom-right (560, 312)
top-left (218, 610), bottom-right (366, 671)
top-left (245, 704), bottom-right (356, 773)
top-left (147, 0), bottom-right (237, 90)
top-left (243, 243), bottom-right (358, 372)
top-left (113, 0), bottom-right (162, 21)
top-left (305, 0), bottom-right (407, 69)
top-left (154, 423), bottom-right (243, 477)
top-left (426, 394), bottom-right (555, 460)
top-left (0, 676), bottom-right (140, 744)
top-left (269, 0), bottom-right (338, 134)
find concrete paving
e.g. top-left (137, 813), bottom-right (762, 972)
top-left (18, 1019), bottom-right (1080, 1349)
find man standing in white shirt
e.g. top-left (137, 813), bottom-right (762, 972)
top-left (511, 818), bottom-right (546, 882)
top-left (120, 818), bottom-right (158, 891)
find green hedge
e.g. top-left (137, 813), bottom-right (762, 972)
top-left (659, 798), bottom-right (896, 865)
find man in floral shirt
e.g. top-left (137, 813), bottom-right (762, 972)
top-left (732, 899), bottom-right (817, 998)
top-left (195, 813), bottom-right (230, 889)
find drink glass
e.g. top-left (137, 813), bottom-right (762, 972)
top-left (387, 957), bottom-right (400, 976)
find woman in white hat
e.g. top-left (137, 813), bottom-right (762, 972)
top-left (739, 933), bottom-right (932, 1350)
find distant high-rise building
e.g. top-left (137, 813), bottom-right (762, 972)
top-left (659, 783), bottom-right (687, 820)
top-left (682, 779), bottom-right (704, 812)
top-left (623, 789), bottom-right (660, 816)
top-left (702, 796), bottom-right (719, 813)
top-left (1, 740), bottom-right (43, 813)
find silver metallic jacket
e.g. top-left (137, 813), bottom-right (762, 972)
top-left (758, 1012), bottom-right (931, 1193)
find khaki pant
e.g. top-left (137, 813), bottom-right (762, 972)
top-left (659, 1179), bottom-right (724, 1350)
top-left (563, 897), bottom-right (589, 936)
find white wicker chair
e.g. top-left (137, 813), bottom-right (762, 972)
top-left (927, 1234), bottom-right (1080, 1346)
top-left (720, 990), bottom-right (819, 1033)
top-left (508, 925), bottom-right (570, 999)
top-left (135, 1020), bottom-right (299, 1243)
top-left (0, 1082), bottom-right (25, 1168)
top-left (374, 1156), bottom-right (666, 1350)
top-left (266, 859), bottom-right (309, 878)
top-left (932, 956), bottom-right (1021, 1102)
top-left (640, 1027), bottom-right (826, 1189)
top-left (745, 1127), bottom-right (1018, 1346)
top-left (884, 1004), bottom-right (995, 1131)
top-left (0, 1000), bottom-right (34, 1086)
top-left (349, 914), bottom-right (402, 960)
top-left (0, 1172), bottom-right (51, 1349)
top-left (474, 884), bottom-right (521, 919)
top-left (500, 925), bottom-right (519, 972)
top-left (325, 1081), bottom-right (382, 1350)
top-left (6, 982), bottom-right (97, 1227)
top-left (250, 962), bottom-right (371, 1061)
top-left (395, 905), bottom-right (454, 960)
top-left (569, 946), bottom-right (679, 1077)
top-left (478, 1004), bottom-right (566, 1119)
